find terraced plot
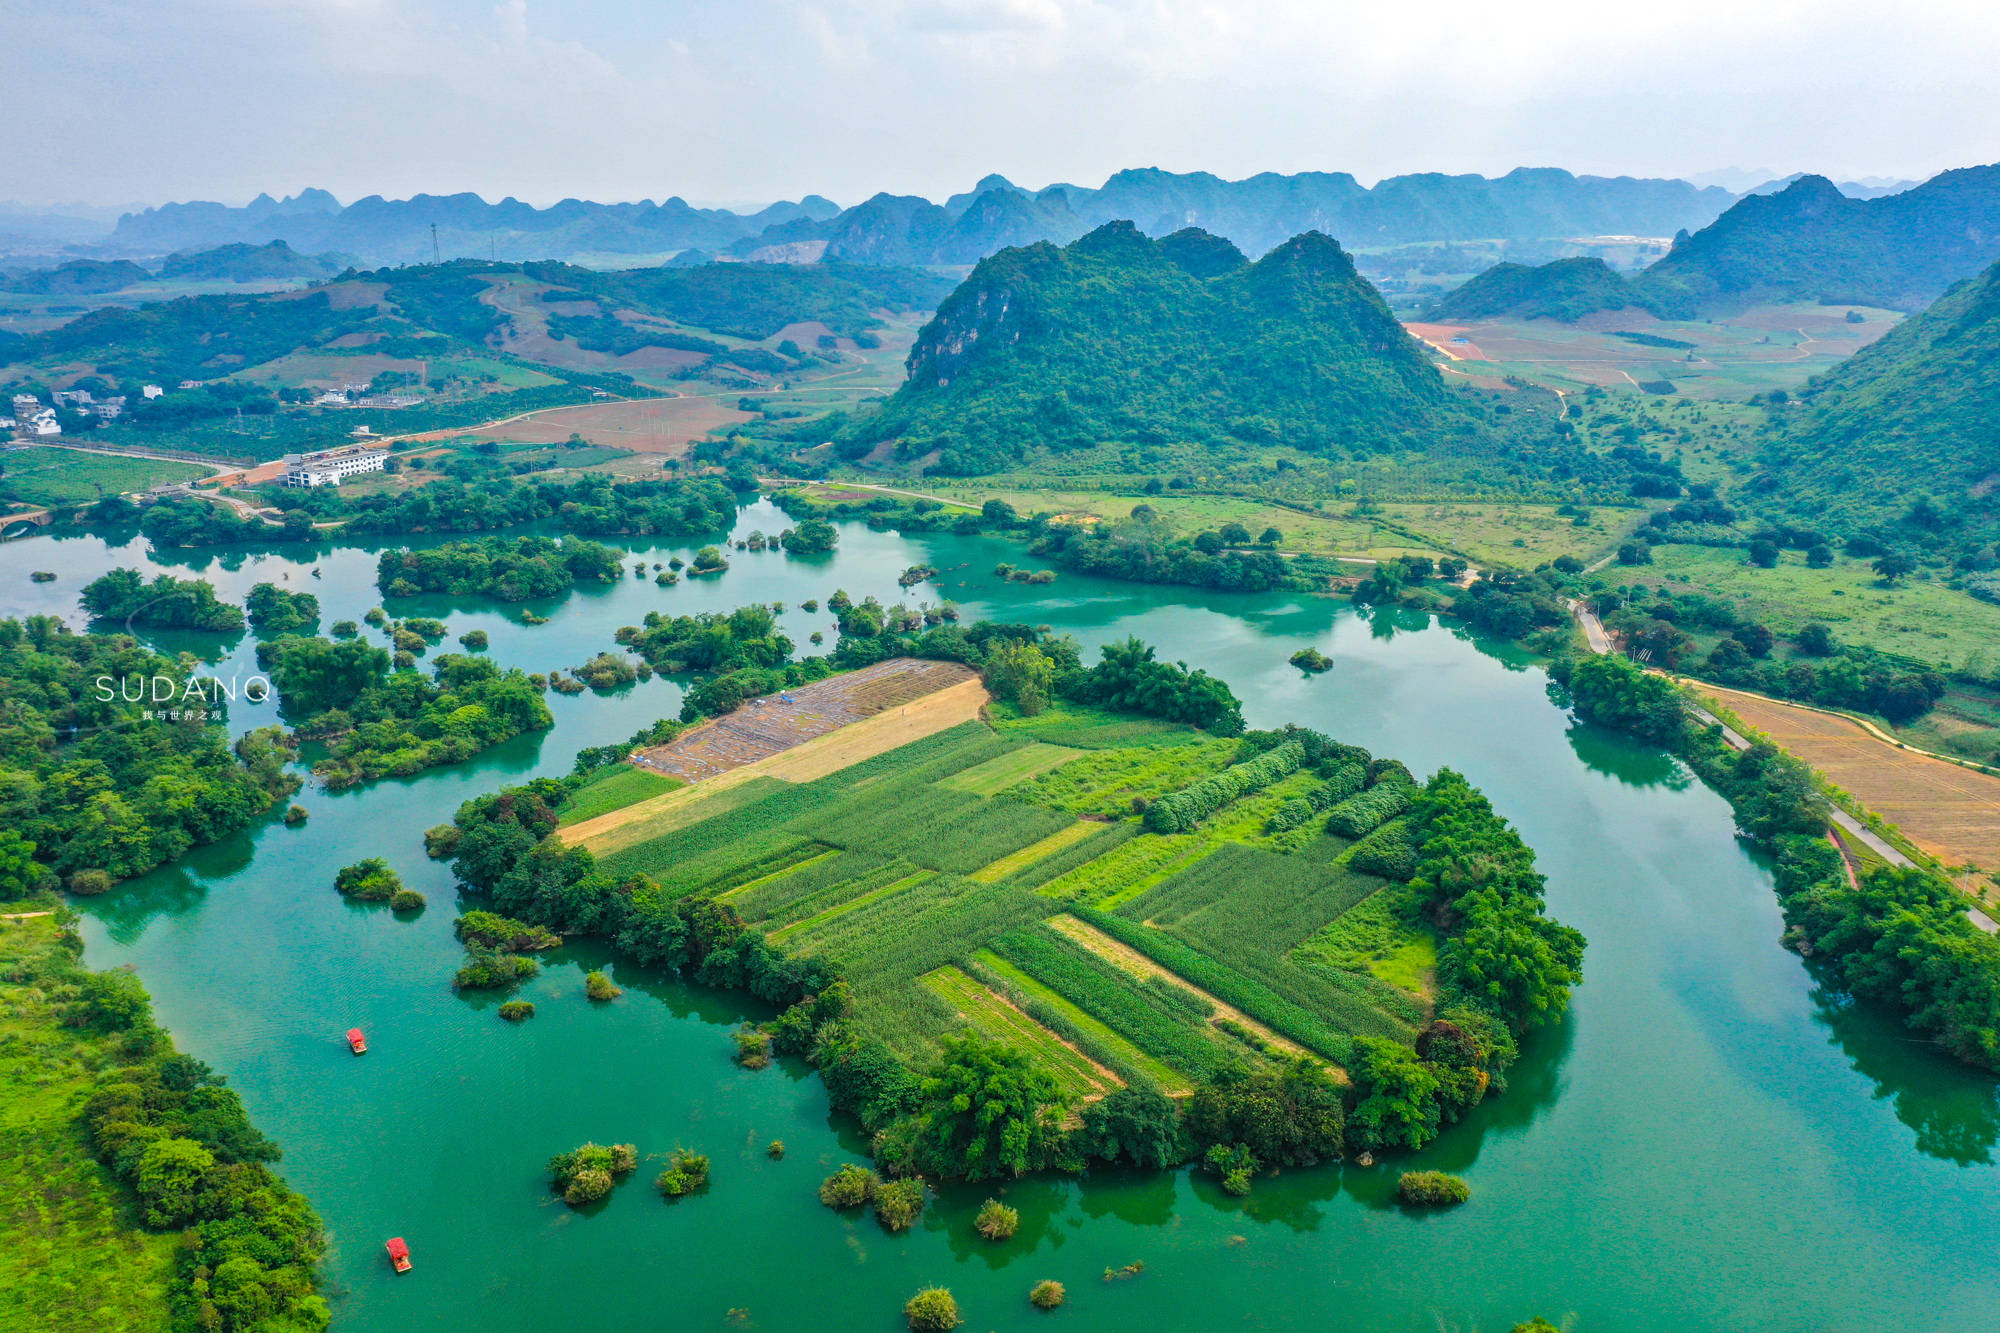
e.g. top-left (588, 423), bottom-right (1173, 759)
top-left (588, 701), bottom-right (1441, 1084)
top-left (921, 966), bottom-right (1114, 1098)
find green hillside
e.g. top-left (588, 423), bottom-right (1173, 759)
top-left (1640, 170), bottom-right (2000, 315)
top-left (843, 222), bottom-right (1511, 476)
top-left (1759, 256), bottom-right (2000, 539)
top-left (1426, 257), bottom-right (1655, 321)
top-left (1427, 167), bottom-right (2000, 324)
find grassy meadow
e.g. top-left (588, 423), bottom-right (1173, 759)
top-left (0, 447), bottom-right (212, 508)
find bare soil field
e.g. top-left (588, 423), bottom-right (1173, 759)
top-left (635, 658), bottom-right (980, 782)
top-left (422, 395), bottom-right (752, 456)
top-left (1696, 683), bottom-right (2000, 870)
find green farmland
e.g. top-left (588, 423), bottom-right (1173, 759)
top-left (0, 446), bottom-right (211, 508)
top-left (591, 708), bottom-right (1439, 1087)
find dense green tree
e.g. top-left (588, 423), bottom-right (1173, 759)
top-left (910, 1034), bottom-right (1068, 1180)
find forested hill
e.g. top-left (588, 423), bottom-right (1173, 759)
top-left (1426, 164), bottom-right (2000, 320)
top-left (1639, 168), bottom-right (2000, 313)
top-left (1425, 257), bottom-right (1654, 321)
top-left (841, 222), bottom-right (1496, 475)
top-left (1758, 256), bottom-right (2000, 541)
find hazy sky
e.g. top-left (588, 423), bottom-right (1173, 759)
top-left (8, 0), bottom-right (2000, 209)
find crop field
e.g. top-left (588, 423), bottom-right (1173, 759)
top-left (939, 741), bottom-right (1082, 796)
top-left (594, 694), bottom-right (1439, 1082)
top-left (968, 820), bottom-right (1099, 883)
top-left (921, 966), bottom-right (1113, 1098)
top-left (1407, 303), bottom-right (1900, 401)
top-left (1695, 683), bottom-right (2000, 873)
top-left (419, 394), bottom-right (752, 458)
top-left (558, 764), bottom-right (681, 826)
top-left (631, 659), bottom-right (983, 783)
top-left (0, 446), bottom-right (211, 507)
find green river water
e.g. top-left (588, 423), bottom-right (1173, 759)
top-left (14, 500), bottom-right (2000, 1332)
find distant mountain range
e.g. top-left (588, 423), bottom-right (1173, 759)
top-left (0, 241), bottom-right (352, 297)
top-left (92, 168), bottom-right (1742, 270)
top-left (1427, 165), bottom-right (2000, 319)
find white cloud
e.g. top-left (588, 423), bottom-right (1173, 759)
top-left (4, 0), bottom-right (1999, 207)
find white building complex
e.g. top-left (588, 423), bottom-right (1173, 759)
top-left (283, 443), bottom-right (390, 487)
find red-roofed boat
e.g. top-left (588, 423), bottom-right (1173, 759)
top-left (386, 1237), bottom-right (411, 1273)
top-left (347, 1028), bottom-right (367, 1055)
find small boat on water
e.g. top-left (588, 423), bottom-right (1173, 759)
top-left (347, 1028), bottom-right (368, 1055)
top-left (385, 1237), bottom-right (412, 1273)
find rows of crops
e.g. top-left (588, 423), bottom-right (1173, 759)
top-left (1004, 819), bottom-right (1138, 891)
top-left (598, 702), bottom-right (1442, 1087)
top-left (940, 742), bottom-right (1082, 796)
top-left (983, 924), bottom-right (1229, 1083)
top-left (966, 953), bottom-right (1191, 1093)
top-left (921, 967), bottom-right (1111, 1098)
top-left (1006, 735), bottom-right (1238, 815)
top-left (970, 820), bottom-right (1100, 883)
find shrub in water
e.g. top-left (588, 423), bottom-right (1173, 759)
top-left (585, 970), bottom-right (622, 1001)
top-left (499, 1001), bottom-right (535, 1022)
top-left (903, 1288), bottom-right (960, 1332)
top-left (874, 1177), bottom-right (926, 1231)
top-left (548, 1142), bottom-right (637, 1206)
top-left (334, 858), bottom-right (401, 902)
top-left (820, 1164), bottom-right (880, 1208)
top-left (658, 1148), bottom-right (710, 1197)
top-left (390, 889), bottom-right (425, 912)
top-left (67, 869), bottom-right (113, 897)
top-left (974, 1198), bottom-right (1019, 1241)
top-left (1029, 1280), bottom-right (1065, 1310)
top-left (1398, 1170), bottom-right (1471, 1207)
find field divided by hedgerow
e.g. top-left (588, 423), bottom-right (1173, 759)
top-left (597, 705), bottom-right (1436, 1084)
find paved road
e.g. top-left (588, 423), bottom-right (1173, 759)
top-left (1570, 602), bottom-right (2000, 933)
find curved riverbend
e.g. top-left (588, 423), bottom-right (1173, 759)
top-left (14, 501), bottom-right (1995, 1331)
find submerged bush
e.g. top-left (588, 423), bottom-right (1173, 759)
top-left (733, 1025), bottom-right (772, 1069)
top-left (1398, 1170), bottom-right (1471, 1207)
top-left (657, 1148), bottom-right (710, 1197)
top-left (333, 857), bottom-right (402, 901)
top-left (903, 1287), bottom-right (960, 1332)
top-left (498, 1000), bottom-right (536, 1022)
top-left (549, 1141), bottom-right (638, 1206)
top-left (974, 1198), bottom-right (1019, 1241)
top-left (820, 1164), bottom-right (880, 1208)
top-left (585, 970), bottom-right (622, 1001)
top-left (390, 889), bottom-right (426, 913)
top-left (1029, 1280), bottom-right (1065, 1310)
top-left (874, 1177), bottom-right (926, 1231)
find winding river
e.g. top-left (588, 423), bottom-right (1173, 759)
top-left (16, 500), bottom-right (1999, 1331)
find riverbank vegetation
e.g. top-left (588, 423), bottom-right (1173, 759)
top-left (259, 636), bottom-right (552, 788)
top-left (80, 568), bottom-right (245, 632)
top-left (1558, 653), bottom-right (2000, 1071)
top-left (429, 620), bottom-right (1579, 1189)
top-left (376, 533), bottom-right (625, 602)
top-left (0, 618), bottom-right (298, 890)
top-left (0, 913), bottom-right (326, 1333)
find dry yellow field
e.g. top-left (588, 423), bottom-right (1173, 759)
top-left (1697, 683), bottom-right (2000, 870)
